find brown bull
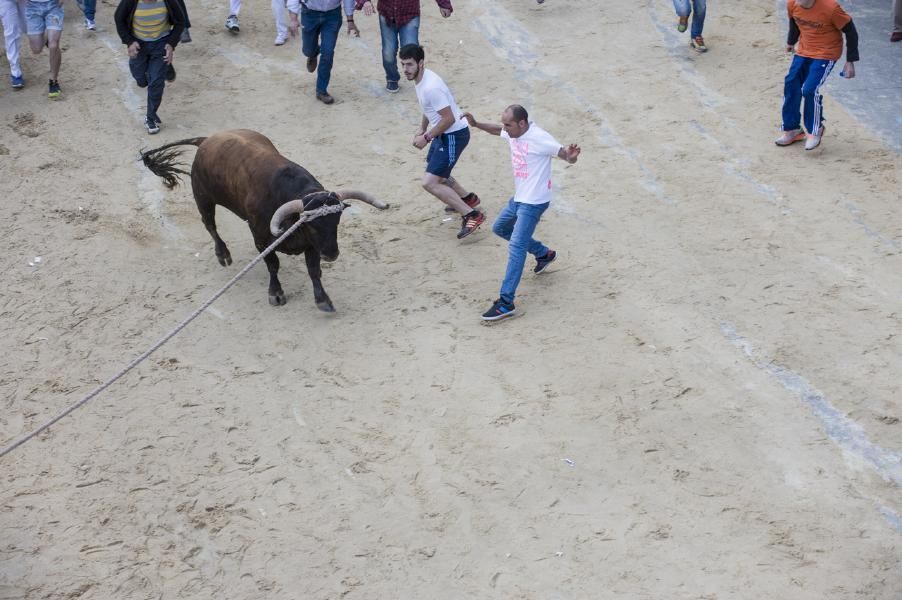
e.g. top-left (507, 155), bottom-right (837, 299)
top-left (141, 129), bottom-right (388, 310)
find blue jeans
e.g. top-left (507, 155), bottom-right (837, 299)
top-left (379, 15), bottom-right (418, 84)
top-left (301, 6), bottom-right (341, 94)
top-left (672, 0), bottom-right (706, 38)
top-left (782, 54), bottom-right (834, 136)
top-left (493, 199), bottom-right (550, 305)
top-left (75, 0), bottom-right (95, 21)
top-left (129, 38), bottom-right (168, 121)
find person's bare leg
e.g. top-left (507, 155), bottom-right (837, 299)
top-left (443, 175), bottom-right (469, 199)
top-left (422, 173), bottom-right (471, 215)
top-left (28, 33), bottom-right (45, 55)
top-left (47, 30), bottom-right (61, 79)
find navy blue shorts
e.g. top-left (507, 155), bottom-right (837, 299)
top-left (425, 127), bottom-right (470, 179)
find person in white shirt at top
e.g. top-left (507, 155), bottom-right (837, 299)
top-left (224, 0), bottom-right (291, 47)
top-left (464, 105), bottom-right (580, 322)
top-left (286, 0), bottom-right (357, 104)
top-left (399, 43), bottom-right (485, 240)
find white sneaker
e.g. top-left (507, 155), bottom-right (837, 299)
top-left (274, 34), bottom-right (287, 46)
top-left (804, 133), bottom-right (822, 151)
top-left (775, 129), bottom-right (805, 146)
top-left (84, 18), bottom-right (96, 30)
top-left (225, 14), bottom-right (240, 33)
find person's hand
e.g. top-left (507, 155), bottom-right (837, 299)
top-left (288, 13), bottom-right (299, 37)
top-left (563, 143), bottom-right (580, 163)
top-left (439, 7), bottom-right (451, 17)
top-left (412, 133), bottom-right (428, 149)
top-left (127, 41), bottom-right (140, 59)
top-left (786, 44), bottom-right (794, 53)
top-left (841, 61), bottom-right (855, 79)
top-left (347, 19), bottom-right (359, 36)
top-left (164, 43), bottom-right (174, 64)
top-left (462, 112), bottom-right (476, 127)
top-left (362, 0), bottom-right (374, 16)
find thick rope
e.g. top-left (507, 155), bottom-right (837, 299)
top-left (0, 203), bottom-right (343, 460)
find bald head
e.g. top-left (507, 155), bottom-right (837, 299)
top-left (501, 105), bottom-right (530, 138)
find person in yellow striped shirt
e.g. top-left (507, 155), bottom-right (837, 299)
top-left (114, 0), bottom-right (185, 133)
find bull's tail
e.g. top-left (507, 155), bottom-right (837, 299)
top-left (140, 137), bottom-right (207, 189)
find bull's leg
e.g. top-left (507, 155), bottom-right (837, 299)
top-left (305, 249), bottom-right (334, 312)
top-left (196, 202), bottom-right (232, 267)
top-left (261, 249), bottom-right (287, 306)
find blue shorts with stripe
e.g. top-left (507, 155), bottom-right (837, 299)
top-left (425, 127), bottom-right (470, 179)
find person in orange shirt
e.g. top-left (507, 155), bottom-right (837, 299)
top-left (775, 0), bottom-right (859, 151)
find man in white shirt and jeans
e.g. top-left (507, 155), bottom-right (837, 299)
top-left (464, 105), bottom-right (580, 321)
top-left (400, 43), bottom-right (485, 240)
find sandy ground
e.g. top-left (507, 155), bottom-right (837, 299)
top-left (1, 0), bottom-right (900, 598)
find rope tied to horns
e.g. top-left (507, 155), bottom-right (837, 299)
top-left (0, 202), bottom-right (344, 460)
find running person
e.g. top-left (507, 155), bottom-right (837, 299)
top-left (673, 0), bottom-right (707, 53)
top-left (399, 43), bottom-right (485, 239)
top-left (464, 105), bottom-right (580, 322)
top-left (25, 0), bottom-right (65, 98)
top-left (776, 0), bottom-right (859, 151)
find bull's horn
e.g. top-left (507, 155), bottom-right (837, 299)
top-left (334, 189), bottom-right (389, 210)
top-left (270, 199), bottom-right (305, 236)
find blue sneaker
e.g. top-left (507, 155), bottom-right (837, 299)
top-left (482, 298), bottom-right (517, 321)
top-left (386, 81), bottom-right (399, 93)
top-left (10, 74), bottom-right (24, 89)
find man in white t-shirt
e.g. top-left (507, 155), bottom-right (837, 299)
top-left (464, 105), bottom-right (580, 321)
top-left (399, 43), bottom-right (485, 240)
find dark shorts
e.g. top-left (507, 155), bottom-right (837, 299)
top-left (425, 127), bottom-right (470, 179)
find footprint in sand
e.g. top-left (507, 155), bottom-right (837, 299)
top-left (11, 112), bottom-right (45, 138)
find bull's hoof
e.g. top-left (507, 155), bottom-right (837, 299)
top-left (217, 253), bottom-right (232, 267)
top-left (269, 293), bottom-right (287, 306)
top-left (316, 300), bottom-right (335, 312)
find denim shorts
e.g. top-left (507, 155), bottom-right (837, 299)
top-left (425, 127), bottom-right (470, 179)
top-left (26, 0), bottom-right (64, 36)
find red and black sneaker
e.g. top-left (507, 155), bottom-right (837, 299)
top-left (445, 192), bottom-right (481, 212)
top-left (457, 211), bottom-right (486, 239)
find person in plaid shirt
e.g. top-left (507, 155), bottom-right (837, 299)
top-left (355, 0), bottom-right (451, 93)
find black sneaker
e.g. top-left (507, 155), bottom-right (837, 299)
top-left (165, 64), bottom-right (176, 82)
top-left (48, 79), bottom-right (61, 99)
top-left (457, 210), bottom-right (486, 239)
top-left (145, 116), bottom-right (160, 134)
top-left (482, 298), bottom-right (517, 321)
top-left (445, 192), bottom-right (481, 213)
top-left (534, 250), bottom-right (556, 274)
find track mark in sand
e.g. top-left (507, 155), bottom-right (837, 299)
top-left (646, 1), bottom-right (726, 111)
top-left (10, 113), bottom-right (45, 138)
top-left (721, 321), bottom-right (902, 527)
top-left (471, 4), bottom-right (675, 205)
top-left (843, 200), bottom-right (902, 253)
top-left (688, 120), bottom-right (789, 212)
top-left (649, 6), bottom-right (802, 213)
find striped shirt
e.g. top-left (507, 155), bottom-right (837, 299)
top-left (132, 0), bottom-right (170, 42)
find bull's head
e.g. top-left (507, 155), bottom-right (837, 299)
top-left (270, 190), bottom-right (388, 262)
